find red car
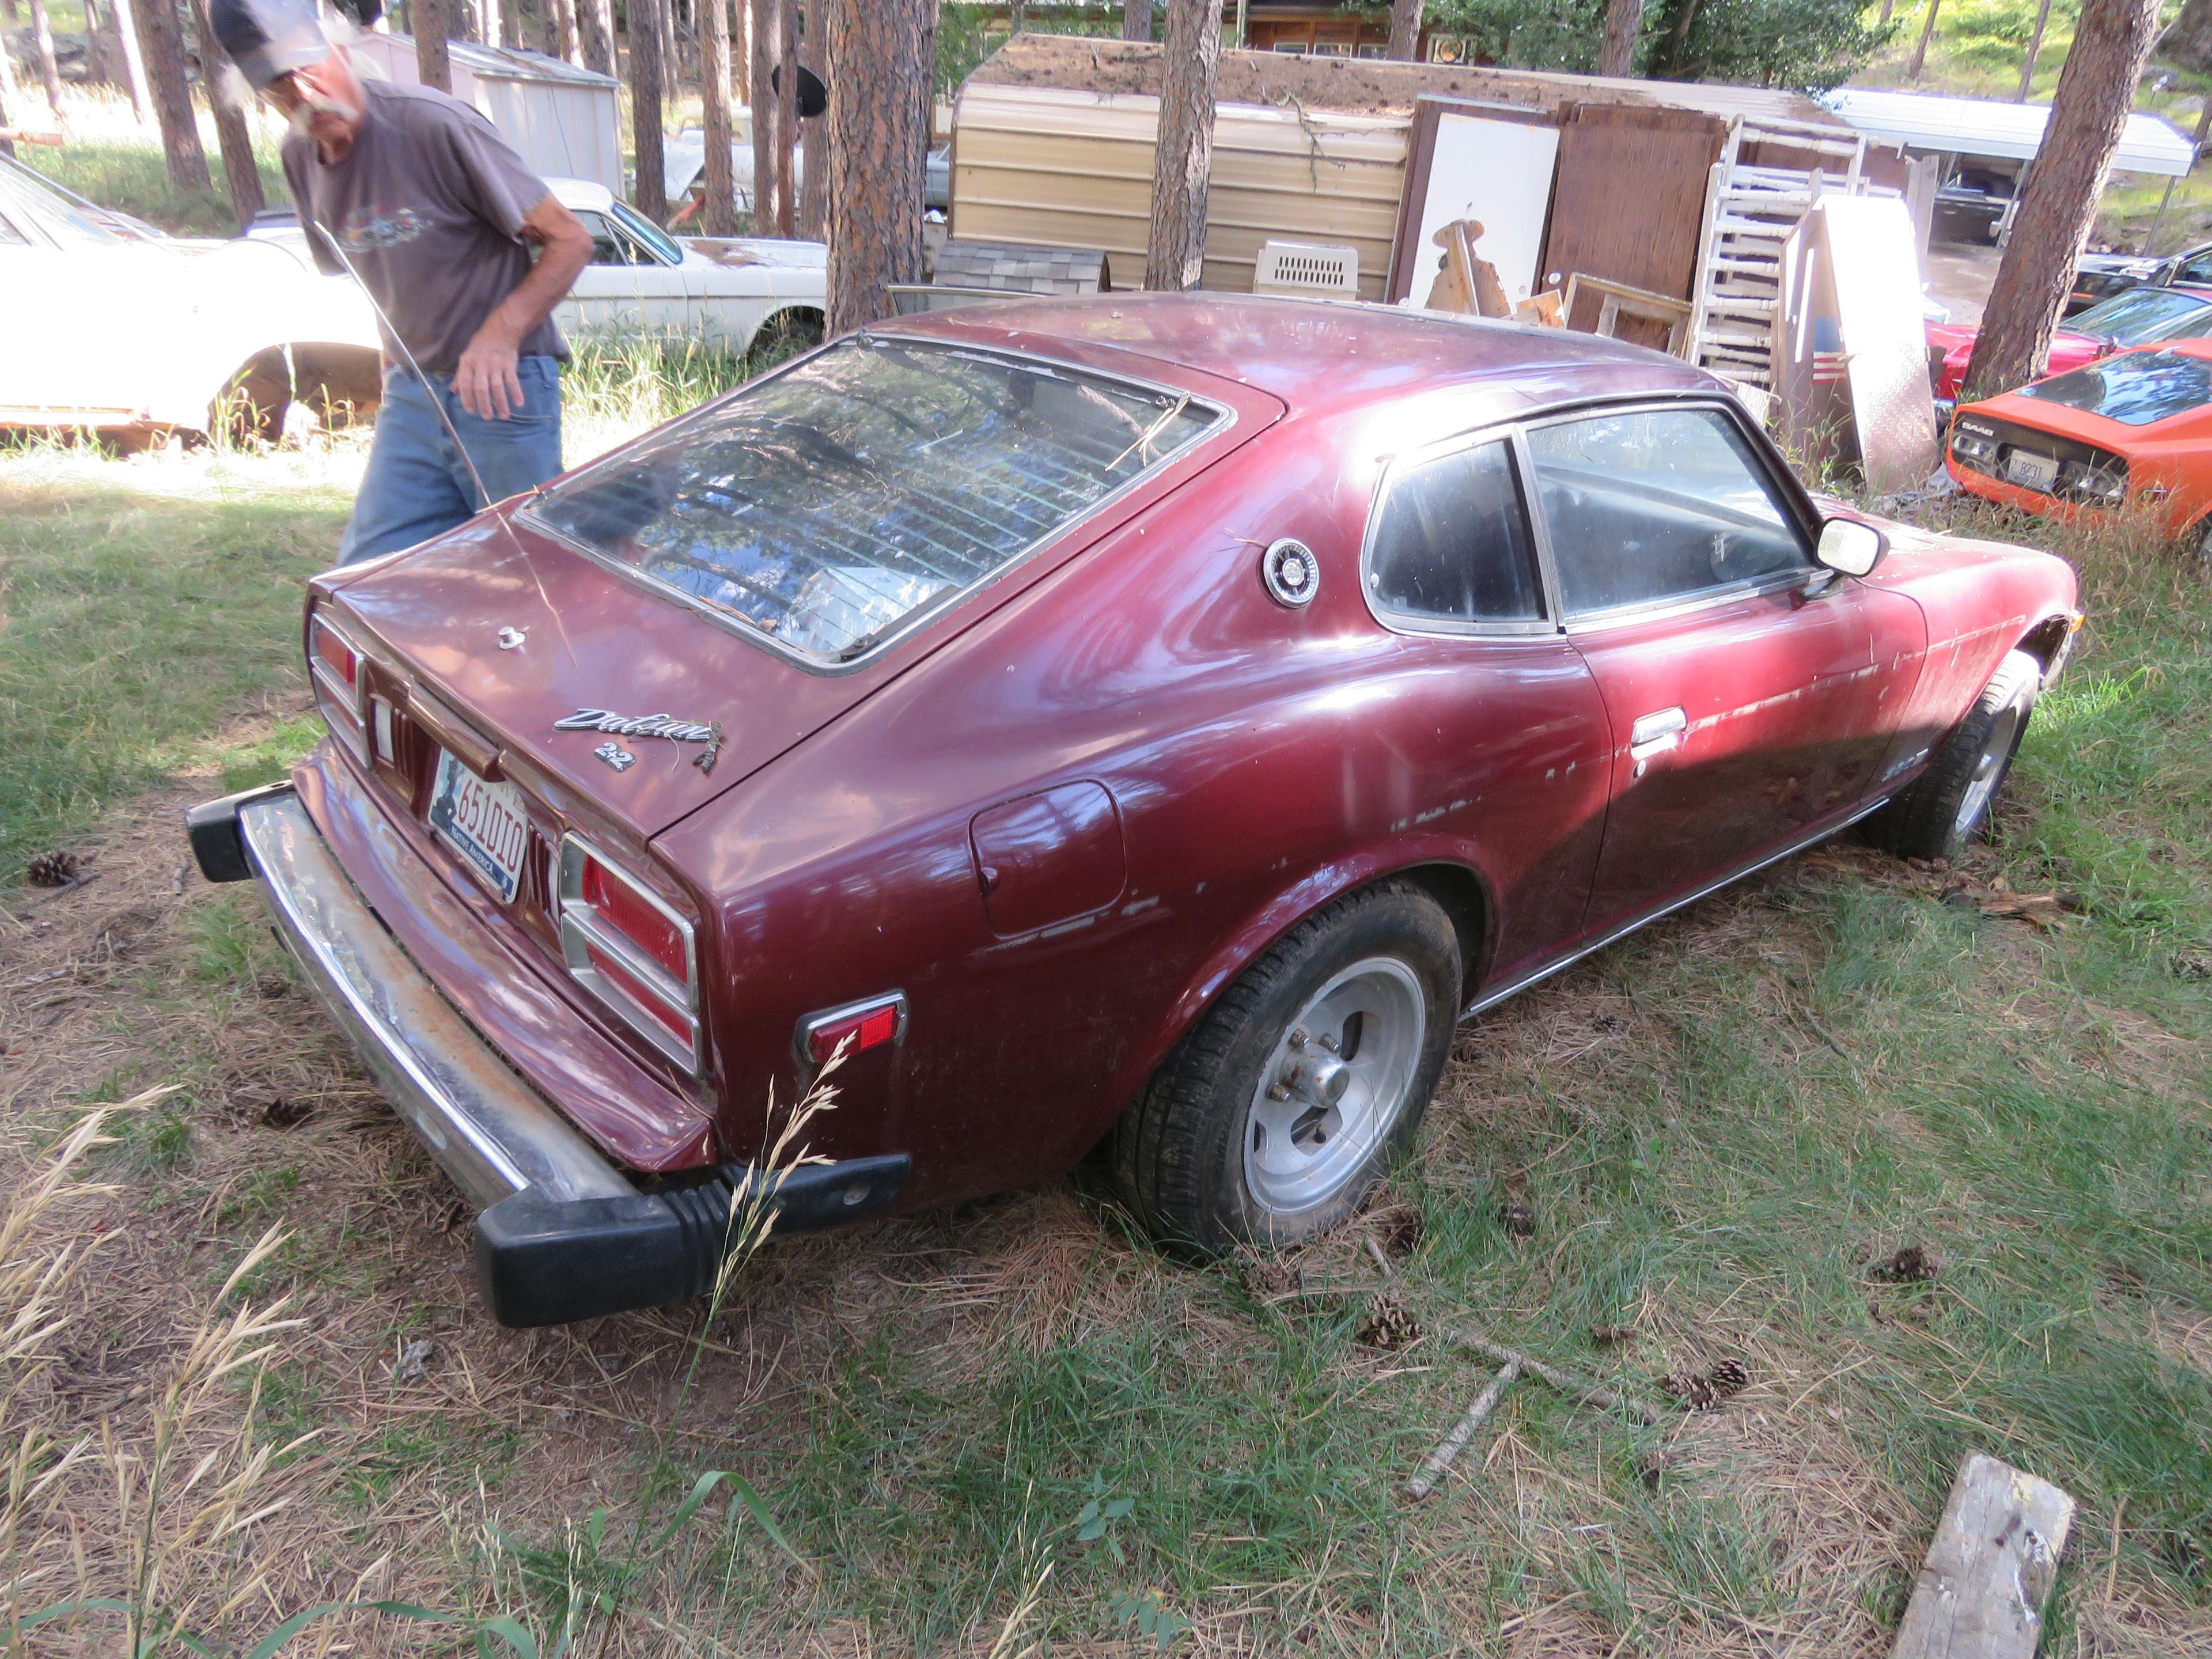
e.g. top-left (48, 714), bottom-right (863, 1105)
top-left (187, 297), bottom-right (2081, 1327)
top-left (1930, 283), bottom-right (2212, 403)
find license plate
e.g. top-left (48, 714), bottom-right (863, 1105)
top-left (428, 750), bottom-right (530, 905)
top-left (2005, 449), bottom-right (2059, 492)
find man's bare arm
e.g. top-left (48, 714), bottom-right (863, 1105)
top-left (453, 193), bottom-right (595, 421)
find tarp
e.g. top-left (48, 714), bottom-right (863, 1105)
top-left (1822, 88), bottom-right (2195, 178)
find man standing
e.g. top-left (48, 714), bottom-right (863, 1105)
top-left (208, 0), bottom-right (595, 562)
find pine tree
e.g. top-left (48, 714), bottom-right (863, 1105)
top-left (824, 0), bottom-right (933, 331)
top-left (1145, 0), bottom-right (1219, 291)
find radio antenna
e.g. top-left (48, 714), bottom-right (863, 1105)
top-left (313, 215), bottom-right (575, 662)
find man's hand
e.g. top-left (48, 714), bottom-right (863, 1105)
top-left (454, 325), bottom-right (525, 420)
top-left (456, 194), bottom-right (594, 419)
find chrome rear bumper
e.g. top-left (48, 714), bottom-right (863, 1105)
top-left (186, 781), bottom-right (909, 1327)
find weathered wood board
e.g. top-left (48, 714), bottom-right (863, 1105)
top-left (1889, 1453), bottom-right (2075, 1659)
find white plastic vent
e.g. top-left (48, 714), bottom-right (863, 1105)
top-left (1253, 239), bottom-right (1359, 300)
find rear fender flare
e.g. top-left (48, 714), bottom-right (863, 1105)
top-left (1098, 840), bottom-right (1499, 1130)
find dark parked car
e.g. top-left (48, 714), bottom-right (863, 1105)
top-left (2071, 239), bottom-right (2212, 315)
top-left (188, 297), bottom-right (2082, 1327)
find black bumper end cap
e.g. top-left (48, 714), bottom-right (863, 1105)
top-left (185, 782), bottom-right (296, 884)
top-left (475, 1153), bottom-right (912, 1328)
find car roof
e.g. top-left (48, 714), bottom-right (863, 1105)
top-left (548, 176), bottom-right (616, 214)
top-left (881, 291), bottom-right (1729, 419)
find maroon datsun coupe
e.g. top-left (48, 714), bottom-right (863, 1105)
top-left (188, 296), bottom-right (2080, 1327)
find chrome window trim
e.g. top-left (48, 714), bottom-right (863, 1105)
top-left (518, 335), bottom-right (1236, 679)
top-left (1515, 395), bottom-right (1821, 630)
top-left (1355, 421), bottom-right (1562, 641)
top-left (555, 832), bottom-right (704, 1075)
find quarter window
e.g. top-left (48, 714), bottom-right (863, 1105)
top-left (1366, 440), bottom-right (1544, 626)
top-left (1526, 407), bottom-right (1807, 617)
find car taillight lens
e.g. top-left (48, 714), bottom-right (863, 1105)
top-left (557, 835), bottom-right (700, 1072)
top-left (308, 612), bottom-right (368, 761)
top-left (797, 994), bottom-right (907, 1067)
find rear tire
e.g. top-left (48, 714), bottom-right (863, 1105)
top-left (1881, 649), bottom-right (2041, 862)
top-left (1110, 881), bottom-right (1460, 1256)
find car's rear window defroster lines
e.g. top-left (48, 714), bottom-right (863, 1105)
top-left (528, 338), bottom-right (1223, 664)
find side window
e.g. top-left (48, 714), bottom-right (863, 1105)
top-left (1366, 439), bottom-right (1545, 627)
top-left (2176, 250), bottom-right (2212, 285)
top-left (575, 211), bottom-right (631, 266)
top-left (1525, 407), bottom-right (1808, 618)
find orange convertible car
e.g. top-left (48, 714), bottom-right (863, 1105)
top-left (1948, 338), bottom-right (2212, 555)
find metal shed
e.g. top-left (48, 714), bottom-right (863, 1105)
top-left (347, 33), bottom-right (624, 196)
top-left (1822, 88), bottom-right (2196, 178)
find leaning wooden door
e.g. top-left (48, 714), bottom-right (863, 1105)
top-left (1537, 104), bottom-right (1727, 349)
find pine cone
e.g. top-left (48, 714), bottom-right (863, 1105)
top-left (25, 849), bottom-right (80, 888)
top-left (1242, 1257), bottom-right (1302, 1301)
top-left (1707, 1358), bottom-right (1751, 1399)
top-left (1356, 1292), bottom-right (1421, 1351)
top-left (1658, 1372), bottom-right (1719, 1411)
top-left (1498, 1198), bottom-right (1537, 1237)
top-left (1870, 1245), bottom-right (1940, 1283)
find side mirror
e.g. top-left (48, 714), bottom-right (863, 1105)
top-left (1816, 517), bottom-right (1886, 578)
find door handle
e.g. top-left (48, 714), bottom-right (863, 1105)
top-left (1628, 706), bottom-right (1687, 775)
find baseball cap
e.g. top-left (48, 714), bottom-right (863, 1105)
top-left (208, 0), bottom-right (332, 90)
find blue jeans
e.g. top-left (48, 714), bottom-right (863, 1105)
top-left (339, 355), bottom-right (565, 564)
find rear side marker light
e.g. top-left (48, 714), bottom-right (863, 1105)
top-left (309, 613), bottom-right (369, 763)
top-left (797, 994), bottom-right (908, 1067)
top-left (556, 834), bottom-right (702, 1073)
top-left (309, 613), bottom-right (365, 714)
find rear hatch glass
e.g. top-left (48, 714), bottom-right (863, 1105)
top-left (2018, 349), bottom-right (2212, 426)
top-left (527, 336), bottom-right (1225, 666)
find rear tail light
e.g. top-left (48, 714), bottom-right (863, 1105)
top-left (797, 994), bottom-right (907, 1067)
top-left (557, 834), bottom-right (701, 1071)
top-left (308, 612), bottom-right (369, 762)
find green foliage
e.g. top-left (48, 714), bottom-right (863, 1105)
top-left (1429, 0), bottom-right (1896, 90)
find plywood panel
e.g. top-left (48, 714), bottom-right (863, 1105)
top-left (951, 83), bottom-right (1409, 300)
top-left (1537, 102), bottom-right (1725, 340)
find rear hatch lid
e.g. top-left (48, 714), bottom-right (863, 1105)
top-left (323, 330), bottom-right (1279, 841)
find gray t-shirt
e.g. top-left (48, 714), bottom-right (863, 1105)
top-left (283, 77), bottom-right (567, 376)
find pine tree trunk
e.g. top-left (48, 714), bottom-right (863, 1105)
top-left (578, 0), bottom-right (612, 74)
top-left (2016, 0), bottom-right (2052, 96)
top-left (1597, 0), bottom-right (1643, 75)
top-left (825, 0), bottom-right (933, 332)
top-left (0, 10), bottom-right (25, 139)
top-left (659, 0), bottom-right (678, 100)
top-left (797, 0), bottom-right (825, 239)
top-left (631, 0), bottom-right (668, 220)
top-left (702, 0), bottom-right (735, 232)
top-left (1386, 0), bottom-right (1422, 59)
top-left (1963, 0), bottom-right (2164, 399)
top-left (1908, 0), bottom-right (1941, 78)
top-left (183, 0), bottom-right (263, 224)
top-left (2160, 0), bottom-right (2212, 73)
top-left (415, 0), bottom-right (452, 90)
top-left (1121, 0), bottom-right (1150, 41)
top-left (748, 0), bottom-right (780, 233)
top-left (1146, 0), bottom-right (1219, 291)
top-left (548, 0), bottom-right (580, 62)
top-left (109, 0), bottom-right (153, 119)
top-left (772, 0), bottom-right (796, 236)
top-left (134, 0), bottom-right (212, 189)
top-left (26, 0), bottom-right (63, 116)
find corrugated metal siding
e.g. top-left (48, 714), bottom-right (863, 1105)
top-left (951, 84), bottom-right (1408, 301)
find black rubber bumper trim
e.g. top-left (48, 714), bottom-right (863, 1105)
top-left (186, 781), bottom-right (297, 884)
top-left (475, 1152), bottom-right (912, 1327)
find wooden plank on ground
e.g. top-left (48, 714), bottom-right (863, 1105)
top-left (1888, 1453), bottom-right (2075, 1659)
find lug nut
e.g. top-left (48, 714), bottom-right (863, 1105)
top-left (1266, 1083), bottom-right (1291, 1102)
top-left (1289, 1028), bottom-right (1308, 1049)
top-left (1318, 1034), bottom-right (1340, 1053)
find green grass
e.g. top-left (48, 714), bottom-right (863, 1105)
top-left (0, 451), bottom-right (354, 882)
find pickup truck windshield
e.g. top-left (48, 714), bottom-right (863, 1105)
top-left (528, 336), bottom-right (1223, 664)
